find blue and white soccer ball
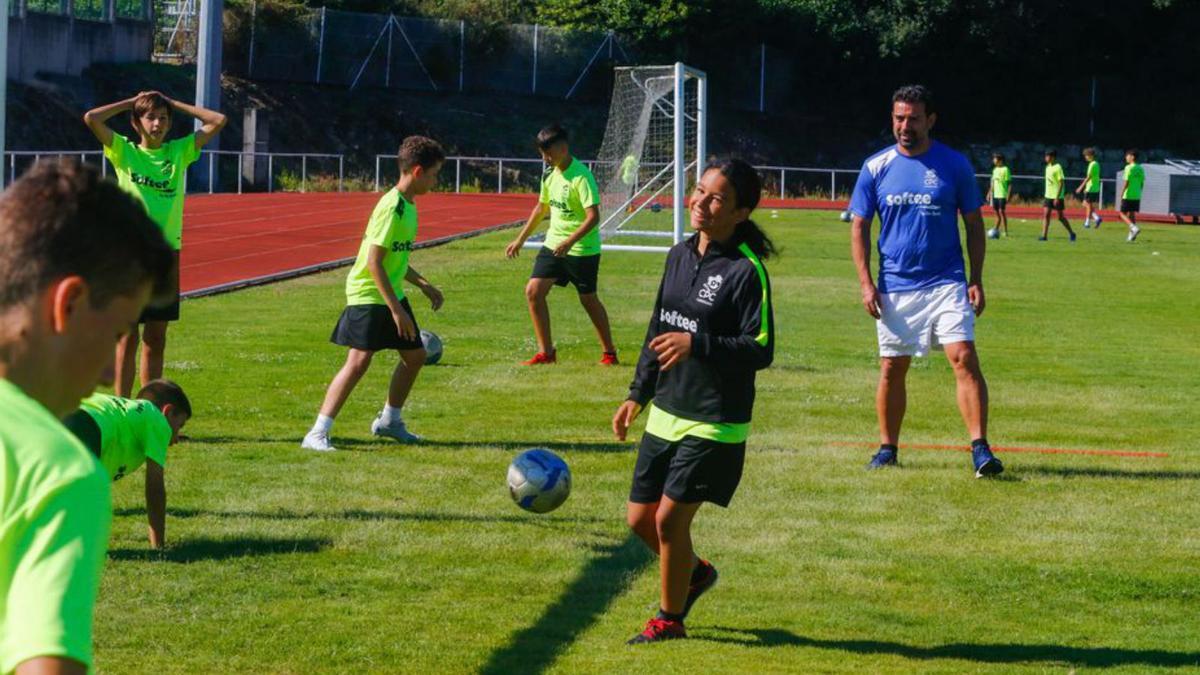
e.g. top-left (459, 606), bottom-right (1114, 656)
top-left (987, 227), bottom-right (1001, 239)
top-left (839, 210), bottom-right (852, 222)
top-left (420, 329), bottom-right (443, 365)
top-left (507, 448), bottom-right (571, 514)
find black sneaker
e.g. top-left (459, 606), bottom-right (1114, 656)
top-left (626, 617), bottom-right (686, 645)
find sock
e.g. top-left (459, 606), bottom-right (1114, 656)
top-left (881, 443), bottom-right (898, 453)
top-left (381, 403), bottom-right (403, 424)
top-left (690, 559), bottom-right (708, 584)
top-left (656, 608), bottom-right (685, 624)
top-left (971, 438), bottom-right (989, 450)
top-left (312, 414), bottom-right (333, 435)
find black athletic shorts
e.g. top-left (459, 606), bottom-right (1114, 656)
top-left (629, 433), bottom-right (746, 508)
top-left (140, 252), bottom-right (181, 323)
top-left (1082, 192), bottom-right (1100, 204)
top-left (1120, 199), bottom-right (1140, 213)
top-left (991, 198), bottom-right (1007, 210)
top-left (530, 247), bottom-right (600, 295)
top-left (330, 299), bottom-right (422, 352)
top-left (1043, 198), bottom-right (1065, 210)
top-left (62, 410), bottom-right (103, 458)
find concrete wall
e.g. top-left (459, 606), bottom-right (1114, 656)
top-left (6, 10), bottom-right (153, 84)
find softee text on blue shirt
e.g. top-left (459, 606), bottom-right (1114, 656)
top-left (849, 141), bottom-right (983, 293)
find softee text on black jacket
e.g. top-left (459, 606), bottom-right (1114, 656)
top-left (627, 232), bottom-right (775, 424)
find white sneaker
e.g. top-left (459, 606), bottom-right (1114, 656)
top-left (1093, 214), bottom-right (1102, 227)
top-left (1127, 225), bottom-right (1141, 242)
top-left (371, 415), bottom-right (423, 443)
top-left (301, 430), bottom-right (336, 452)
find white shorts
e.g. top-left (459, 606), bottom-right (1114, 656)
top-left (877, 282), bottom-right (975, 357)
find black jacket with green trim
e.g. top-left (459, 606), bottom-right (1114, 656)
top-left (627, 232), bottom-right (774, 424)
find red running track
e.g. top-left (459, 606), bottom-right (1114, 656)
top-left (180, 192), bottom-right (536, 295)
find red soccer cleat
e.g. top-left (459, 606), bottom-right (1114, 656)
top-left (626, 617), bottom-right (686, 645)
top-left (522, 350), bottom-right (557, 366)
top-left (600, 351), bottom-right (619, 366)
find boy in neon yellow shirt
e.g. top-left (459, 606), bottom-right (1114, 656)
top-left (63, 380), bottom-right (191, 549)
top-left (84, 91), bottom-right (227, 398)
top-left (302, 136), bottom-right (446, 452)
top-left (505, 124), bottom-right (617, 366)
top-left (1039, 149), bottom-right (1076, 242)
top-left (0, 161), bottom-right (174, 675)
top-left (1075, 147), bottom-right (1103, 228)
top-left (1120, 149), bottom-right (1145, 242)
top-left (985, 153), bottom-right (1011, 237)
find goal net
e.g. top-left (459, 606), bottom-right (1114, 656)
top-left (591, 63), bottom-right (707, 252)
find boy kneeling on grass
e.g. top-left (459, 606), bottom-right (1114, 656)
top-left (63, 380), bottom-right (192, 550)
top-left (302, 136), bottom-right (446, 452)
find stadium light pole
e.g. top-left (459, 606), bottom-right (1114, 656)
top-left (191, 0), bottom-right (222, 191)
top-left (1, 0), bottom-right (9, 190)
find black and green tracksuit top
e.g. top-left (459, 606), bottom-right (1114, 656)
top-left (628, 232), bottom-right (774, 424)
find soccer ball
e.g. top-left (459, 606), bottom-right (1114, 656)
top-left (507, 448), bottom-right (571, 514)
top-left (987, 227), bottom-right (1000, 239)
top-left (420, 329), bottom-right (443, 365)
top-left (839, 210), bottom-right (852, 222)
top-left (650, 202), bottom-right (662, 213)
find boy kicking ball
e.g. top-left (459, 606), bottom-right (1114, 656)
top-left (63, 380), bottom-right (192, 549)
top-left (302, 136), bottom-right (446, 452)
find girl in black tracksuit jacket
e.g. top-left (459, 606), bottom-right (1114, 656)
top-left (613, 158), bottom-right (775, 645)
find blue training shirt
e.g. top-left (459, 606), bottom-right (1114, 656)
top-left (849, 141), bottom-right (983, 293)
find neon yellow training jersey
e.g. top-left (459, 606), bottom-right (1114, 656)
top-left (77, 393), bottom-right (171, 482)
top-left (991, 166), bottom-right (1011, 199)
top-left (104, 133), bottom-right (201, 250)
top-left (0, 379), bottom-right (111, 674)
top-left (540, 158), bottom-right (602, 257)
top-left (345, 188), bottom-right (418, 306)
top-left (1123, 163), bottom-right (1146, 200)
top-left (1086, 160), bottom-right (1101, 192)
top-left (1044, 163), bottom-right (1065, 199)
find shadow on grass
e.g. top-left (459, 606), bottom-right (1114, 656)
top-left (693, 627), bottom-right (1200, 668)
top-left (186, 435), bottom-right (632, 453)
top-left (1019, 465), bottom-right (1200, 481)
top-left (108, 535), bottom-right (331, 563)
top-left (479, 533), bottom-right (652, 675)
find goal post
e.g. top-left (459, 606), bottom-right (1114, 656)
top-left (522, 63), bottom-right (707, 254)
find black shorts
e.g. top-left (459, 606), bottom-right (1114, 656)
top-left (1082, 192), bottom-right (1100, 204)
top-left (629, 433), bottom-right (746, 508)
top-left (991, 198), bottom-right (1007, 210)
top-left (1121, 199), bottom-right (1140, 213)
top-left (1043, 198), bottom-right (1065, 210)
top-left (330, 299), bottom-right (422, 352)
top-left (140, 253), bottom-right (181, 323)
top-left (530, 247), bottom-right (600, 295)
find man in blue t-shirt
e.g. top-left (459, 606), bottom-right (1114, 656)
top-left (849, 84), bottom-right (1003, 478)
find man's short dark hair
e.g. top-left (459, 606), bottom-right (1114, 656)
top-left (1045, 149), bottom-right (1057, 157)
top-left (1083, 147), bottom-right (1096, 157)
top-left (0, 160), bottom-right (175, 309)
top-left (137, 378), bottom-right (192, 417)
top-left (536, 124), bottom-right (569, 151)
top-left (397, 135), bottom-right (446, 173)
top-left (1126, 148), bottom-right (1139, 159)
top-left (992, 152), bottom-right (1005, 162)
top-left (891, 85), bottom-right (935, 115)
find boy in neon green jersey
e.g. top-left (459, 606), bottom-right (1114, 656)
top-left (1120, 149), bottom-right (1145, 242)
top-left (505, 124), bottom-right (618, 366)
top-left (0, 161), bottom-right (174, 675)
top-left (302, 136), bottom-right (446, 452)
top-left (84, 90), bottom-right (228, 398)
top-left (985, 153), bottom-right (1011, 237)
top-left (1075, 147), bottom-right (1103, 228)
top-left (63, 380), bottom-right (191, 549)
top-left (1039, 149), bottom-right (1075, 242)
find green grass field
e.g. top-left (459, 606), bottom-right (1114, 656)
top-left (97, 211), bottom-right (1199, 673)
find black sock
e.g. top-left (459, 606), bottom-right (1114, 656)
top-left (881, 443), bottom-right (898, 453)
top-left (971, 438), bottom-right (989, 450)
top-left (656, 608), bottom-right (685, 623)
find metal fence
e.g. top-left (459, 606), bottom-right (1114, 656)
top-left (4, 150), bottom-right (345, 193)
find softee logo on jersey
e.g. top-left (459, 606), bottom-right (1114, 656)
top-left (660, 308), bottom-right (698, 333)
top-left (130, 172), bottom-right (175, 193)
top-left (884, 191), bottom-right (933, 206)
top-left (391, 240), bottom-right (414, 253)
